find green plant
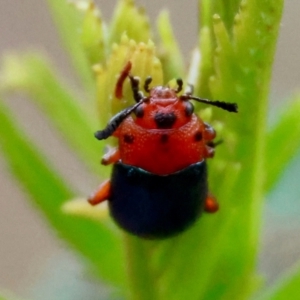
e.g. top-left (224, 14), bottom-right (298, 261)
top-left (1, 0), bottom-right (300, 299)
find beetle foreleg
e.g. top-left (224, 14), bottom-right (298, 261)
top-left (88, 179), bottom-right (111, 206)
top-left (204, 145), bottom-right (215, 158)
top-left (203, 122), bottom-right (216, 140)
top-left (101, 147), bottom-right (120, 165)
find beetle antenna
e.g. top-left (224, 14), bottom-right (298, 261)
top-left (144, 76), bottom-right (152, 93)
top-left (206, 139), bottom-right (223, 148)
top-left (182, 95), bottom-right (238, 113)
top-left (129, 75), bottom-right (144, 103)
top-left (175, 78), bottom-right (183, 93)
top-left (95, 98), bottom-right (147, 140)
top-left (115, 61), bottom-right (132, 99)
top-left (185, 83), bottom-right (194, 95)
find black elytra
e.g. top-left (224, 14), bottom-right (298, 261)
top-left (109, 161), bottom-right (208, 239)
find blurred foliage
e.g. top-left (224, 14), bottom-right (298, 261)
top-left (1, 0), bottom-right (300, 299)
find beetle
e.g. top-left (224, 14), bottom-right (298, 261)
top-left (88, 61), bottom-right (238, 239)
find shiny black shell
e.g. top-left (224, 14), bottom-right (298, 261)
top-left (109, 160), bottom-right (208, 239)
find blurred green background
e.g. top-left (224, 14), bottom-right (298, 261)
top-left (0, 0), bottom-right (299, 299)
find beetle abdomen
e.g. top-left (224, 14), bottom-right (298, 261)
top-left (109, 161), bottom-right (208, 239)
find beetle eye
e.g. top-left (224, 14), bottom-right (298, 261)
top-left (134, 106), bottom-right (144, 118)
top-left (185, 102), bottom-right (194, 117)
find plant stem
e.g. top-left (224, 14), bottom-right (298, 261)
top-left (123, 234), bottom-right (157, 300)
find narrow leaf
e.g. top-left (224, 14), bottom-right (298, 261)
top-left (0, 101), bottom-right (125, 287)
top-left (266, 95), bottom-right (300, 191)
top-left (46, 0), bottom-right (94, 92)
top-left (199, 0), bottom-right (241, 34)
top-left (157, 10), bottom-right (185, 81)
top-left (196, 26), bottom-right (214, 97)
top-left (0, 292), bottom-right (21, 300)
top-left (197, 0), bottom-right (284, 299)
top-left (257, 261), bottom-right (300, 300)
top-left (78, 1), bottom-right (107, 65)
top-left (108, 0), bottom-right (151, 46)
top-left (1, 53), bottom-right (103, 175)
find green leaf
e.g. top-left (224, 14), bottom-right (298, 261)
top-left (0, 101), bottom-right (125, 288)
top-left (196, 26), bottom-right (214, 97)
top-left (196, 0), bottom-right (284, 299)
top-left (0, 292), bottom-right (20, 300)
top-left (76, 1), bottom-right (106, 65)
top-left (156, 10), bottom-right (185, 81)
top-left (1, 53), bottom-right (105, 176)
top-left (46, 0), bottom-right (95, 92)
top-left (257, 261), bottom-right (300, 300)
top-left (108, 0), bottom-right (151, 46)
top-left (0, 291), bottom-right (28, 300)
top-left (200, 0), bottom-right (241, 31)
top-left (265, 95), bottom-right (300, 191)
top-left (159, 210), bottom-right (238, 300)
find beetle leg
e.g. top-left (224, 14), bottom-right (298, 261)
top-left (184, 83), bottom-right (194, 95)
top-left (204, 145), bottom-right (215, 158)
top-left (203, 122), bottom-right (216, 141)
top-left (88, 179), bottom-right (111, 206)
top-left (101, 146), bottom-right (120, 165)
top-left (204, 194), bottom-right (219, 213)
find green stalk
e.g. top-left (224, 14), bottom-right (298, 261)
top-left (124, 235), bottom-right (157, 300)
top-left (197, 0), bottom-right (284, 298)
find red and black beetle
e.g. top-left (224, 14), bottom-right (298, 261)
top-left (88, 61), bottom-right (238, 239)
